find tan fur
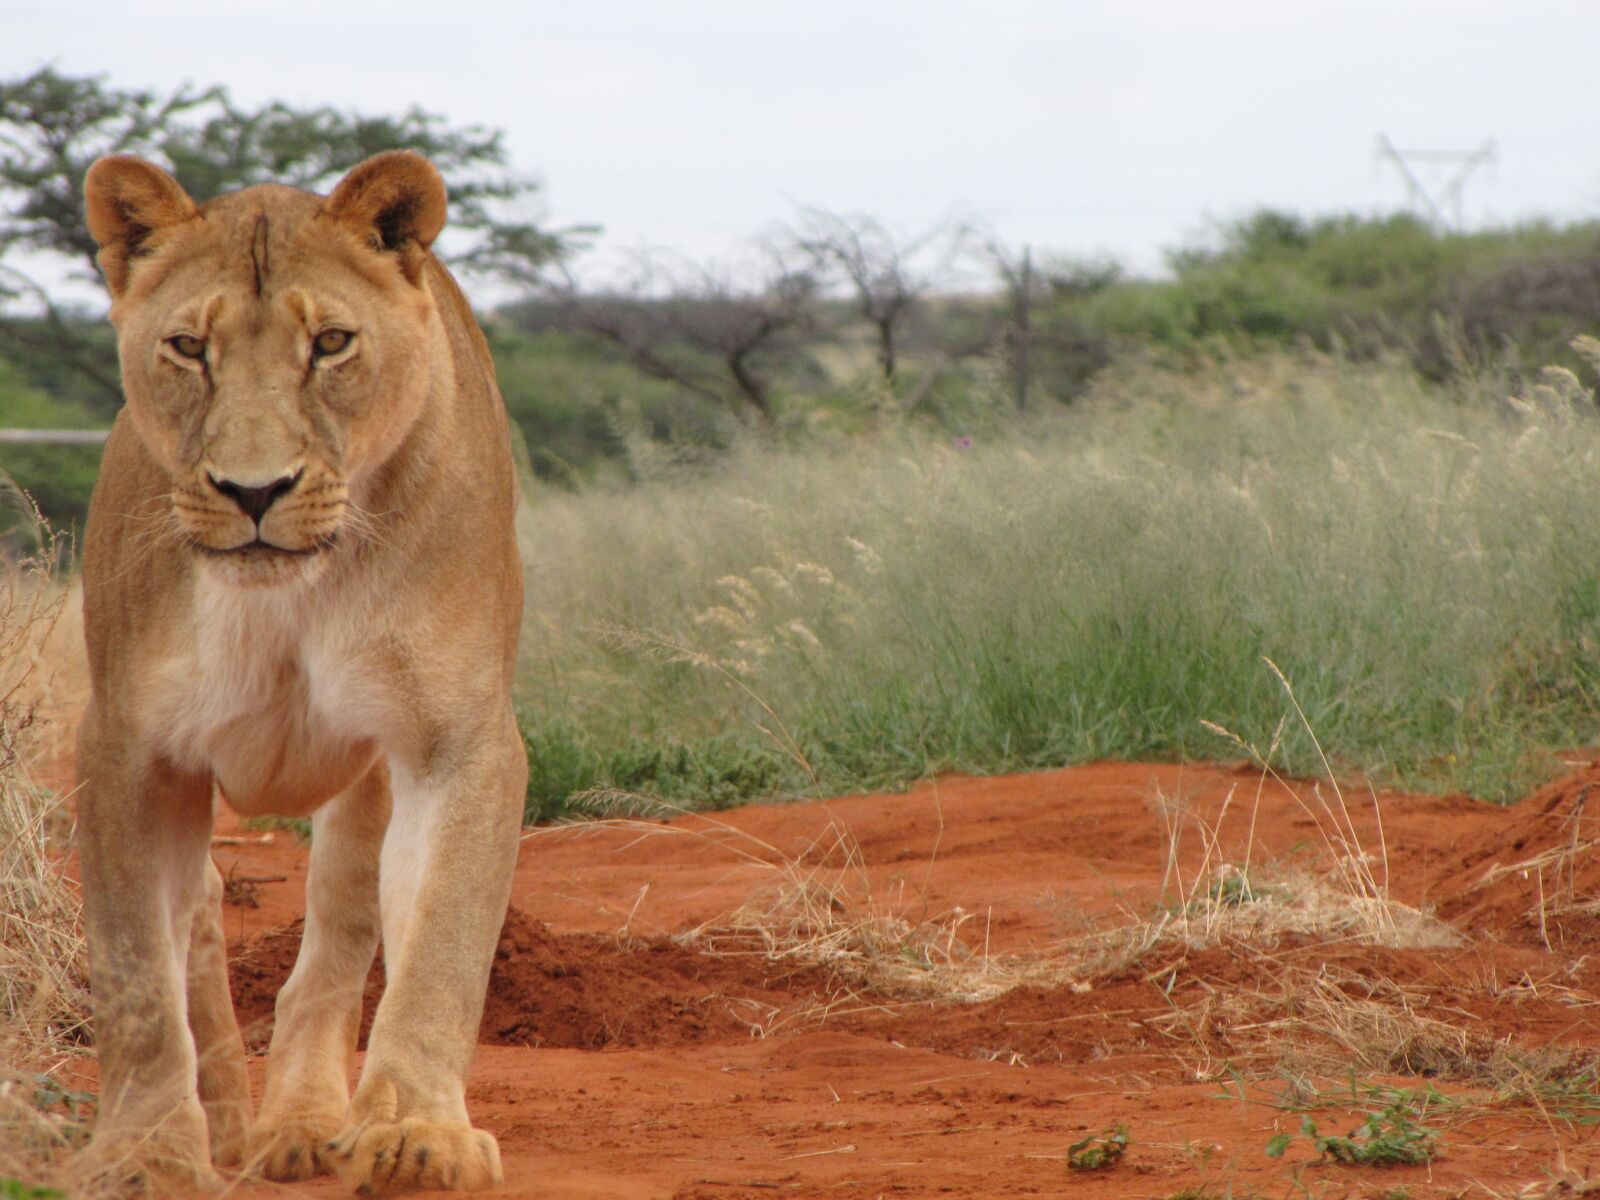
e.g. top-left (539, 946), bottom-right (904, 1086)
top-left (76, 152), bottom-right (526, 1195)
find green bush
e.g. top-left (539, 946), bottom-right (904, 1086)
top-left (1062, 211), bottom-right (1600, 380)
top-left (0, 357), bottom-right (104, 546)
top-left (490, 327), bottom-right (739, 485)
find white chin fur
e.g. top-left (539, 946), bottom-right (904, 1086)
top-left (198, 546), bottom-right (330, 588)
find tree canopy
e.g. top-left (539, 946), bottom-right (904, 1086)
top-left (0, 66), bottom-right (585, 408)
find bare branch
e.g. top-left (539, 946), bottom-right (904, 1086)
top-left (788, 208), bottom-right (978, 385)
top-left (534, 250), bottom-right (817, 423)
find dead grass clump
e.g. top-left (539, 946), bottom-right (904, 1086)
top-left (1071, 767), bottom-right (1457, 983)
top-left (1143, 792), bottom-right (1459, 955)
top-left (0, 502), bottom-right (93, 1194)
top-left (1165, 663), bottom-right (1459, 953)
top-left (1164, 958), bottom-right (1600, 1114)
top-left (692, 861), bottom-right (1071, 1006)
top-left (1248, 971), bottom-right (1513, 1081)
top-left (691, 816), bottom-right (1082, 1005)
top-left (1133, 672), bottom-right (1597, 1099)
top-left (1197, 866), bottom-right (1457, 950)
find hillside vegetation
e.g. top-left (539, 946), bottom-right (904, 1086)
top-left (10, 210), bottom-right (1600, 523)
top-left (9, 211), bottom-right (1600, 815)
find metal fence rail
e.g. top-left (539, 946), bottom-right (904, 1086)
top-left (0, 429), bottom-right (110, 445)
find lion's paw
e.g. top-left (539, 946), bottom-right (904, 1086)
top-left (328, 1118), bottom-right (503, 1194)
top-left (247, 1109), bottom-right (344, 1182)
top-left (73, 1116), bottom-right (224, 1196)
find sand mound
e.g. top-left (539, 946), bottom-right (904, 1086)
top-left (231, 907), bottom-right (840, 1052)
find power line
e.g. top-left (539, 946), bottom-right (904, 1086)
top-left (1374, 134), bottom-right (1497, 230)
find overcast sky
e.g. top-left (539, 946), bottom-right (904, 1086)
top-left (9, 0), bottom-right (1600, 295)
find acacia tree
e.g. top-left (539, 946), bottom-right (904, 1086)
top-left (990, 247), bottom-right (1119, 406)
top-left (789, 208), bottom-right (975, 386)
top-left (0, 66), bottom-right (580, 412)
top-left (989, 240), bottom-right (1045, 410)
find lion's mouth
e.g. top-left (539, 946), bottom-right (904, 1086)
top-left (194, 533), bottom-right (338, 558)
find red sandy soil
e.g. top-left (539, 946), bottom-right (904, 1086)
top-left (173, 763), bottom-right (1600, 1196)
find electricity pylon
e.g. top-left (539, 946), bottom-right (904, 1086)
top-left (1375, 134), bottom-right (1497, 230)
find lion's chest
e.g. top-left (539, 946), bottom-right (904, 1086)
top-left (144, 581), bottom-right (381, 816)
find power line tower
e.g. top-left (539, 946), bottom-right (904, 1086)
top-left (1374, 134), bottom-right (1497, 230)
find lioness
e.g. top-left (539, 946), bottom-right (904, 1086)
top-left (76, 151), bottom-right (526, 1194)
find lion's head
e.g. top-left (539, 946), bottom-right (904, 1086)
top-left (85, 152), bottom-right (451, 587)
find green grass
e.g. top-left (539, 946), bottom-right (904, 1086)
top-left (1067, 1124), bottom-right (1129, 1171)
top-left (1266, 1101), bottom-right (1441, 1167)
top-left (0, 1179), bottom-right (66, 1200)
top-left (514, 347), bottom-right (1600, 820)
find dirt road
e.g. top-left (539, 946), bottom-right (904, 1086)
top-left (211, 761), bottom-right (1600, 1199)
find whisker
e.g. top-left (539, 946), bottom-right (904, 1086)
top-left (340, 499), bottom-right (397, 553)
top-left (96, 505), bottom-right (188, 587)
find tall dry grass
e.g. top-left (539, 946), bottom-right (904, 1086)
top-left (0, 494), bottom-right (93, 1195)
top-left (517, 345), bottom-right (1600, 817)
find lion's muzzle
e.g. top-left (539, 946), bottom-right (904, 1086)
top-left (177, 464), bottom-right (350, 583)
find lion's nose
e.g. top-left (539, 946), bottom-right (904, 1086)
top-left (208, 470), bottom-right (303, 524)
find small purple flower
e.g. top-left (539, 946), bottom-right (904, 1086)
top-left (952, 435), bottom-right (974, 451)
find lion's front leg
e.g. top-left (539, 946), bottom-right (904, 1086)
top-left (248, 762), bottom-right (389, 1182)
top-left (76, 719), bottom-right (223, 1193)
top-left (187, 860), bottom-right (252, 1167)
top-left (328, 721), bottom-right (525, 1195)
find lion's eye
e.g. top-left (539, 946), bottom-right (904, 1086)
top-left (312, 329), bottom-right (353, 360)
top-left (168, 334), bottom-right (206, 360)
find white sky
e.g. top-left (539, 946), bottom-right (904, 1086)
top-left (9, 0), bottom-right (1600, 299)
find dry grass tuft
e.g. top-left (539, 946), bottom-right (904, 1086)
top-left (1125, 670), bottom-right (1599, 1098)
top-left (1232, 966), bottom-right (1594, 1084)
top-left (0, 498), bottom-right (94, 1195)
top-left (684, 817), bottom-right (1075, 1007)
top-left (1070, 668), bottom-right (1458, 988)
top-left (1136, 787), bottom-right (1458, 957)
top-left (1180, 662), bottom-right (1458, 949)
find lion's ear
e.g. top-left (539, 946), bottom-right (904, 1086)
top-left (324, 152), bottom-right (447, 269)
top-left (84, 156), bottom-right (199, 297)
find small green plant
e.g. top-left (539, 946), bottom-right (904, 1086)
top-left (1207, 867), bottom-right (1260, 907)
top-left (1266, 1101), bottom-right (1440, 1166)
top-left (0, 1179), bottom-right (65, 1200)
top-left (1067, 1124), bottom-right (1129, 1171)
top-left (26, 1076), bottom-right (91, 1124)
